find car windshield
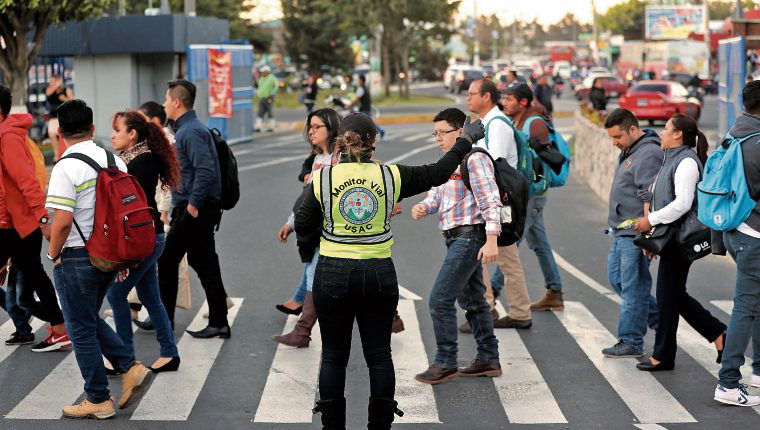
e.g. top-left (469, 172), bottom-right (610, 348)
top-left (464, 70), bottom-right (484, 79)
top-left (631, 84), bottom-right (669, 94)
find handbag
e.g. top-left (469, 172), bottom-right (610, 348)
top-left (679, 227), bottom-right (712, 262)
top-left (634, 224), bottom-right (675, 255)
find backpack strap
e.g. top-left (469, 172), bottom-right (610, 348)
top-left (105, 149), bottom-right (117, 169)
top-left (522, 115), bottom-right (555, 135)
top-left (61, 152), bottom-right (103, 172)
top-left (484, 116), bottom-right (512, 150)
top-left (461, 147), bottom-right (495, 193)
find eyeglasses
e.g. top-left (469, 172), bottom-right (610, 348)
top-left (308, 124), bottom-right (327, 131)
top-left (466, 91), bottom-right (482, 99)
top-left (431, 129), bottom-right (458, 138)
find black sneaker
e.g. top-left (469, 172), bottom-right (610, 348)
top-left (5, 332), bottom-right (34, 345)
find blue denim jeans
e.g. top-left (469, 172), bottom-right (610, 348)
top-left (54, 247), bottom-right (136, 403)
top-left (106, 234), bottom-right (178, 358)
top-left (519, 196), bottom-right (563, 292)
top-left (0, 267), bottom-right (32, 336)
top-left (429, 230), bottom-right (499, 368)
top-left (719, 230), bottom-right (760, 388)
top-left (607, 236), bottom-right (658, 353)
top-left (292, 248), bottom-right (320, 303)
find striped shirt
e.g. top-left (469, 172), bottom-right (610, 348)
top-left (418, 151), bottom-right (502, 236)
top-left (45, 140), bottom-right (127, 248)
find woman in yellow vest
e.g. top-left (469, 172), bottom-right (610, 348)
top-left (295, 113), bottom-right (484, 429)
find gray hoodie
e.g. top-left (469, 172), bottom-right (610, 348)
top-left (729, 112), bottom-right (760, 232)
top-left (608, 129), bottom-right (663, 236)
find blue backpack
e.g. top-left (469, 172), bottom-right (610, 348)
top-left (523, 116), bottom-right (572, 188)
top-left (697, 132), bottom-right (760, 231)
top-left (484, 116), bottom-right (548, 197)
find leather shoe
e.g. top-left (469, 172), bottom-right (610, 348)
top-left (186, 325), bottom-right (231, 339)
top-left (636, 360), bottom-right (674, 371)
top-left (459, 359), bottom-right (502, 377)
top-left (414, 365), bottom-right (459, 385)
top-left (133, 318), bottom-right (154, 331)
top-left (493, 316), bottom-right (533, 329)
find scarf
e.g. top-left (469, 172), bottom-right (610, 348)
top-left (119, 141), bottom-right (150, 164)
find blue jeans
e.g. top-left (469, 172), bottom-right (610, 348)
top-left (719, 230), bottom-right (760, 388)
top-left (292, 248), bottom-right (320, 303)
top-left (607, 236), bottom-right (658, 353)
top-left (0, 267), bottom-right (32, 336)
top-left (106, 234), bottom-right (177, 358)
top-left (54, 247), bottom-right (135, 403)
top-left (490, 266), bottom-right (505, 297)
top-left (519, 196), bottom-right (563, 291)
top-left (429, 231), bottom-right (499, 368)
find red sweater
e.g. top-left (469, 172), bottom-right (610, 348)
top-left (0, 114), bottom-right (48, 238)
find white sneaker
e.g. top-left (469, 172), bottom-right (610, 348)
top-left (202, 298), bottom-right (235, 319)
top-left (714, 384), bottom-right (760, 406)
top-left (750, 374), bottom-right (760, 388)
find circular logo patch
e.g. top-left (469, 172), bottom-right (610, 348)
top-left (693, 244), bottom-right (702, 253)
top-left (339, 188), bottom-right (378, 225)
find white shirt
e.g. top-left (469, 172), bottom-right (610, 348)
top-left (475, 105), bottom-right (518, 168)
top-left (738, 223), bottom-right (760, 238)
top-left (286, 152), bottom-right (336, 229)
top-left (45, 140), bottom-right (128, 248)
top-left (648, 157), bottom-right (699, 226)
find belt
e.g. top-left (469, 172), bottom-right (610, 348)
top-left (442, 224), bottom-right (485, 240)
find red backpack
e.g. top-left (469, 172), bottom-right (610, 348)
top-left (62, 150), bottom-right (156, 272)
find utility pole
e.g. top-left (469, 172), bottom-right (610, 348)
top-left (592, 0), bottom-right (599, 64)
top-left (704, 0), bottom-right (711, 79)
top-left (473, 0), bottom-right (480, 67)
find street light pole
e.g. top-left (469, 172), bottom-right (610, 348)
top-left (473, 0), bottom-right (480, 67)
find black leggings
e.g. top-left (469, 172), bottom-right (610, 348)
top-left (313, 256), bottom-right (399, 400)
top-left (652, 243), bottom-right (726, 364)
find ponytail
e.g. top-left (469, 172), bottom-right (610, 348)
top-left (670, 113), bottom-right (708, 165)
top-left (695, 131), bottom-right (708, 165)
top-left (336, 130), bottom-right (375, 162)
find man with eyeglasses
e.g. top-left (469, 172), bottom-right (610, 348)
top-left (411, 108), bottom-right (502, 385)
top-left (458, 78), bottom-right (535, 333)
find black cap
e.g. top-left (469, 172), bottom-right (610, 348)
top-left (502, 82), bottom-right (533, 102)
top-left (338, 112), bottom-right (376, 141)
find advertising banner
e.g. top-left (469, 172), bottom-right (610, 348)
top-left (208, 49), bottom-right (233, 118)
top-left (645, 6), bottom-right (706, 40)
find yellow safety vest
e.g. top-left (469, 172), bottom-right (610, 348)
top-left (312, 163), bottom-right (401, 259)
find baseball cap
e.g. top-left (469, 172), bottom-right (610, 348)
top-left (502, 82), bottom-right (533, 102)
top-left (260, 65), bottom-right (271, 73)
top-left (338, 112), bottom-right (377, 141)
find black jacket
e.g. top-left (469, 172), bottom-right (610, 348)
top-left (127, 152), bottom-right (164, 234)
top-left (590, 87), bottom-right (607, 111)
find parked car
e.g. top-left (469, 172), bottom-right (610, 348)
top-left (449, 67), bottom-right (484, 94)
top-left (618, 80), bottom-right (702, 124)
top-left (575, 74), bottom-right (628, 100)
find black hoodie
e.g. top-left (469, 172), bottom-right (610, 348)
top-left (728, 112), bottom-right (760, 232)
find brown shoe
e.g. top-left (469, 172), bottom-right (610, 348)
top-left (63, 397), bottom-right (115, 419)
top-left (459, 359), bottom-right (502, 377)
top-left (414, 365), bottom-right (459, 385)
top-left (458, 321), bottom-right (472, 334)
top-left (273, 292), bottom-right (316, 348)
top-left (391, 312), bottom-right (405, 334)
top-left (493, 316), bottom-right (533, 329)
top-left (530, 290), bottom-right (564, 311)
top-left (119, 362), bottom-right (150, 408)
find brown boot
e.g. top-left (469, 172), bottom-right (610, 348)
top-left (530, 290), bottom-right (564, 311)
top-left (391, 312), bottom-right (405, 334)
top-left (273, 292), bottom-right (316, 348)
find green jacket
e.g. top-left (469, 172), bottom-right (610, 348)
top-left (257, 74), bottom-right (278, 99)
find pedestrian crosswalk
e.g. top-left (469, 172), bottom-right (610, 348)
top-left (0, 284), bottom-right (757, 426)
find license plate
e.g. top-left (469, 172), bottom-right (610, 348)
top-left (637, 100), bottom-right (648, 107)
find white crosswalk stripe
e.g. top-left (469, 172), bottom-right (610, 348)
top-left (556, 301), bottom-right (696, 424)
top-left (131, 298), bottom-right (244, 420)
top-left (0, 317), bottom-right (46, 365)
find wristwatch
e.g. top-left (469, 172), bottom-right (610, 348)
top-left (46, 252), bottom-right (60, 262)
top-left (39, 216), bottom-right (49, 225)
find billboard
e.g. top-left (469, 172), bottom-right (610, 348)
top-left (208, 49), bottom-right (233, 119)
top-left (645, 6), bottom-right (706, 40)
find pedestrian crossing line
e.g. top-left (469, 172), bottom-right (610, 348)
top-left (494, 329), bottom-right (567, 424)
top-left (400, 132), bottom-right (433, 143)
top-left (710, 300), bottom-right (733, 316)
top-left (634, 424), bottom-right (669, 430)
top-left (393, 299), bottom-right (440, 423)
top-left (556, 302), bottom-right (696, 424)
top-left (553, 252), bottom-right (622, 304)
top-left (398, 284), bottom-right (422, 301)
top-left (384, 143), bottom-right (438, 165)
top-left (253, 315), bottom-right (322, 423)
top-left (131, 298), bottom-right (244, 421)
top-left (6, 314), bottom-right (141, 420)
top-left (238, 154), bottom-right (306, 172)
top-left (0, 318), bottom-right (46, 367)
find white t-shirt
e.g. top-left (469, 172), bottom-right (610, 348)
top-left (738, 222), bottom-right (760, 238)
top-left (45, 140), bottom-right (128, 248)
top-left (475, 105), bottom-right (518, 168)
top-left (648, 158), bottom-right (700, 226)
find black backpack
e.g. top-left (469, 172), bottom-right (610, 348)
top-left (461, 147), bottom-right (528, 246)
top-left (209, 128), bottom-right (240, 210)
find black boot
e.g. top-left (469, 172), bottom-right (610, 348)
top-left (312, 398), bottom-right (346, 430)
top-left (367, 397), bottom-right (403, 430)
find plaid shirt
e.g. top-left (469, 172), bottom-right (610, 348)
top-left (419, 151), bottom-right (502, 236)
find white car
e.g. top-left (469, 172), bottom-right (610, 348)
top-left (589, 66), bottom-right (611, 75)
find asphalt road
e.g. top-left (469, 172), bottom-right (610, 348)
top-left (0, 96), bottom-right (749, 430)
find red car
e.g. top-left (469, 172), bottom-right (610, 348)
top-left (575, 75), bottom-right (628, 100)
top-left (618, 80), bottom-right (701, 124)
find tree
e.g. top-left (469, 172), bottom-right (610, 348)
top-left (598, 0), bottom-right (646, 40)
top-left (545, 13), bottom-right (592, 42)
top-left (281, 0), bottom-right (354, 73)
top-left (0, 0), bottom-right (112, 109)
top-left (704, 0), bottom-right (756, 20)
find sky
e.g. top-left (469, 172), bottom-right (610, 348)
top-left (242, 0), bottom-right (623, 25)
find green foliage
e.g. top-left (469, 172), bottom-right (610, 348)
top-left (598, 0), bottom-right (646, 40)
top-left (0, 0), bottom-right (113, 24)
